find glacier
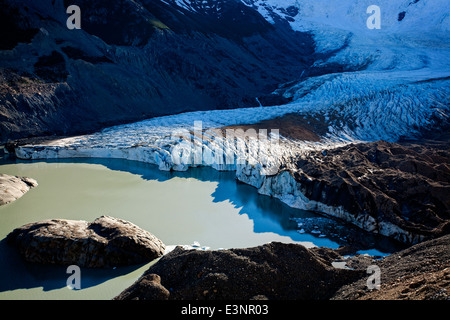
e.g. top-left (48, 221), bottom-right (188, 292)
top-left (14, 0), bottom-right (450, 244)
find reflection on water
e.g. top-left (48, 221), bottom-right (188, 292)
top-left (0, 157), bottom-right (404, 299)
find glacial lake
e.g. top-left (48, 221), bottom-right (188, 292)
top-left (0, 157), bottom-right (401, 300)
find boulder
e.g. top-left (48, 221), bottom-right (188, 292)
top-left (0, 174), bottom-right (38, 205)
top-left (6, 215), bottom-right (165, 268)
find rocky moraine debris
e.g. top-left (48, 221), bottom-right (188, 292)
top-left (287, 140), bottom-right (450, 244)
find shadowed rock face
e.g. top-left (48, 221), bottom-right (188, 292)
top-left (0, 1), bottom-right (38, 50)
top-left (114, 242), bottom-right (363, 300)
top-left (6, 215), bottom-right (166, 268)
top-left (0, 0), bottom-right (316, 143)
top-left (0, 173), bottom-right (38, 205)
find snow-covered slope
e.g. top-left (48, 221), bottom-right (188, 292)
top-left (244, 0), bottom-right (449, 33)
top-left (242, 0), bottom-right (450, 141)
top-left (161, 0), bottom-right (450, 74)
top-left (243, 0), bottom-right (450, 56)
top-left (243, 0), bottom-right (450, 84)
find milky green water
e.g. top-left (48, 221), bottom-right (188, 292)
top-left (0, 158), bottom-right (398, 300)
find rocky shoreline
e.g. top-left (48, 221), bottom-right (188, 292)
top-left (114, 242), bottom-right (362, 300)
top-left (114, 234), bottom-right (450, 300)
top-left (4, 212), bottom-right (448, 300)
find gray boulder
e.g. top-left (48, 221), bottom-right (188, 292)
top-left (6, 215), bottom-right (165, 268)
top-left (0, 173), bottom-right (38, 205)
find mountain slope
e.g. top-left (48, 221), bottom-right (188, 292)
top-left (0, 0), bottom-right (316, 143)
top-left (1, 0), bottom-right (448, 145)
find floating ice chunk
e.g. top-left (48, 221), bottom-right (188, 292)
top-left (331, 261), bottom-right (353, 270)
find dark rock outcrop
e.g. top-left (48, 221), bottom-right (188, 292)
top-left (6, 215), bottom-right (166, 268)
top-left (0, 173), bottom-right (38, 205)
top-left (114, 242), bottom-right (363, 300)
